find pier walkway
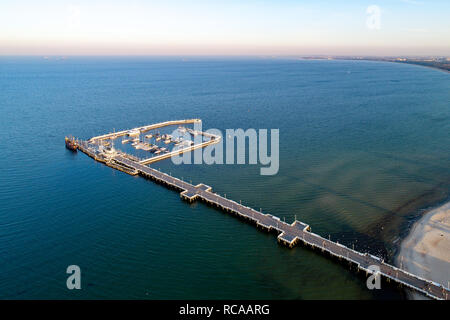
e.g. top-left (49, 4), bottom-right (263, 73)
top-left (74, 130), bottom-right (449, 300)
top-left (88, 119), bottom-right (202, 143)
top-left (108, 154), bottom-right (449, 300)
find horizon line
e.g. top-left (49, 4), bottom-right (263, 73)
top-left (1, 53), bottom-right (449, 57)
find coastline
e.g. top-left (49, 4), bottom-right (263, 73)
top-left (325, 58), bottom-right (450, 73)
top-left (383, 60), bottom-right (450, 74)
top-left (397, 201), bottom-right (450, 299)
top-left (297, 56), bottom-right (450, 73)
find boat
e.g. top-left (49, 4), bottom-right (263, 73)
top-left (65, 136), bottom-right (78, 152)
top-left (164, 139), bottom-right (171, 144)
top-left (145, 134), bottom-right (153, 139)
top-left (122, 139), bottom-right (130, 144)
top-left (141, 143), bottom-right (152, 151)
top-left (156, 136), bottom-right (161, 141)
top-left (127, 129), bottom-right (140, 137)
top-left (135, 142), bottom-right (145, 150)
top-left (182, 140), bottom-right (193, 146)
top-left (154, 150), bottom-right (161, 155)
top-left (188, 128), bottom-right (198, 136)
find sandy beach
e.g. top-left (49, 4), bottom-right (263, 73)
top-left (397, 201), bottom-right (450, 299)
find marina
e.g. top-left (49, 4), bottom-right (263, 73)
top-left (72, 120), bottom-right (450, 300)
top-left (3, 0), bottom-right (450, 303)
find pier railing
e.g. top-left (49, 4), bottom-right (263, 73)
top-left (74, 125), bottom-right (450, 300)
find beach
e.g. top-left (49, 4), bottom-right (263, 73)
top-left (398, 202), bottom-right (450, 299)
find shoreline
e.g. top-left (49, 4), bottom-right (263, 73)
top-left (298, 57), bottom-right (450, 73)
top-left (343, 58), bottom-right (450, 74)
top-left (378, 60), bottom-right (450, 74)
top-left (396, 201), bottom-right (450, 299)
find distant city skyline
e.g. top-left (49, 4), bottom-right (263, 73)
top-left (1, 0), bottom-right (449, 56)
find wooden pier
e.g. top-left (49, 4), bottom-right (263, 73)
top-left (75, 135), bottom-right (449, 300)
top-left (88, 119), bottom-right (202, 143)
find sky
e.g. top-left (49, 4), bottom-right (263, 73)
top-left (1, 0), bottom-right (449, 56)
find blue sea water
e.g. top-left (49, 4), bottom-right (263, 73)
top-left (0, 57), bottom-right (449, 299)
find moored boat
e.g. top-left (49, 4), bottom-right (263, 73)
top-left (127, 129), bottom-right (140, 137)
top-left (149, 146), bottom-right (158, 153)
top-left (65, 136), bottom-right (78, 152)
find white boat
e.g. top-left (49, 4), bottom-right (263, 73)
top-left (188, 129), bottom-right (198, 136)
top-left (128, 129), bottom-right (140, 137)
top-left (182, 140), bottom-right (193, 146)
top-left (136, 142), bottom-right (148, 150)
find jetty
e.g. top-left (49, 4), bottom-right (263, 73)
top-left (72, 120), bottom-right (450, 300)
top-left (88, 119), bottom-right (202, 143)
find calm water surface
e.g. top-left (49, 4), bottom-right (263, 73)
top-left (0, 57), bottom-right (449, 299)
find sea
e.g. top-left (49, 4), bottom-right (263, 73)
top-left (0, 56), bottom-right (449, 299)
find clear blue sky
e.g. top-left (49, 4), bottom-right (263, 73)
top-left (1, 0), bottom-right (449, 55)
